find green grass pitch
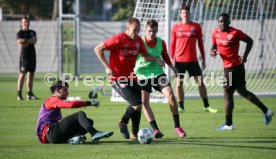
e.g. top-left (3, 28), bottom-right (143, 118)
top-left (0, 79), bottom-right (275, 159)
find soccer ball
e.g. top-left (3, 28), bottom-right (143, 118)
top-left (137, 128), bottom-right (154, 144)
top-left (88, 90), bottom-right (98, 99)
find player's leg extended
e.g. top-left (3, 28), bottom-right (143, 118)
top-left (236, 85), bottom-right (274, 125)
top-left (161, 85), bottom-right (186, 137)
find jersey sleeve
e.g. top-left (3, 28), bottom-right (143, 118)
top-left (45, 96), bottom-right (87, 109)
top-left (161, 40), bottom-right (172, 65)
top-left (236, 29), bottom-right (247, 41)
top-left (16, 31), bottom-right (23, 40)
top-left (32, 30), bottom-right (37, 37)
top-left (103, 34), bottom-right (120, 51)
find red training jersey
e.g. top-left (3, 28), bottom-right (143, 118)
top-left (104, 32), bottom-right (148, 81)
top-left (211, 27), bottom-right (247, 68)
top-left (170, 22), bottom-right (205, 62)
top-left (144, 38), bottom-right (172, 66)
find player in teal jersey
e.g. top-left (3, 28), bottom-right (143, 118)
top-left (134, 19), bottom-right (186, 138)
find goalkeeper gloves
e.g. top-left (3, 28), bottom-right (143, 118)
top-left (86, 99), bottom-right (100, 107)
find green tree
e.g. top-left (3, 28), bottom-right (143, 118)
top-left (110, 0), bottom-right (136, 20)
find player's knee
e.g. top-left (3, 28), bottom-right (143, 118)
top-left (167, 92), bottom-right (175, 103)
top-left (77, 111), bottom-right (86, 117)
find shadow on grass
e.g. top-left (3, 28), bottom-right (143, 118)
top-left (79, 136), bottom-right (276, 151)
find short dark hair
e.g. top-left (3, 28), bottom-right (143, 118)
top-left (218, 13), bottom-right (230, 19)
top-left (50, 80), bottom-right (69, 93)
top-left (146, 19), bottom-right (158, 29)
top-left (21, 16), bottom-right (30, 21)
top-left (180, 5), bottom-right (190, 12)
top-left (127, 17), bottom-right (140, 25)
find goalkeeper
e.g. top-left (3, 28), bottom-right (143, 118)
top-left (210, 13), bottom-right (274, 130)
top-left (134, 19), bottom-right (186, 138)
top-left (36, 80), bottom-right (113, 144)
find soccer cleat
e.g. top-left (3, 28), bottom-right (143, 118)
top-left (216, 124), bottom-right (234, 131)
top-left (178, 107), bottom-right (185, 113)
top-left (17, 95), bottom-right (23, 101)
top-left (153, 129), bottom-right (164, 139)
top-left (264, 109), bottom-right (274, 125)
top-left (27, 94), bottom-right (38, 100)
top-left (204, 107), bottom-right (218, 113)
top-left (118, 121), bottom-right (130, 139)
top-left (175, 127), bottom-right (187, 138)
top-left (68, 135), bottom-right (86, 144)
top-left (130, 133), bottom-right (138, 140)
top-left (91, 131), bottom-right (113, 143)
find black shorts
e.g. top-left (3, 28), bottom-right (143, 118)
top-left (175, 61), bottom-right (202, 78)
top-left (112, 80), bottom-right (142, 106)
top-left (19, 58), bottom-right (36, 73)
top-left (224, 64), bottom-right (246, 88)
top-left (138, 74), bottom-right (170, 93)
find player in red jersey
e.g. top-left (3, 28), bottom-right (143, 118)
top-left (211, 13), bottom-right (274, 130)
top-left (170, 5), bottom-right (217, 113)
top-left (94, 17), bottom-right (163, 140)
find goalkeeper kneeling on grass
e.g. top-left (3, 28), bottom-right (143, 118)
top-left (36, 80), bottom-right (113, 144)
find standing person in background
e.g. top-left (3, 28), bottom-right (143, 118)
top-left (210, 13), bottom-right (274, 130)
top-left (36, 80), bottom-right (113, 144)
top-left (170, 5), bottom-right (217, 113)
top-left (16, 16), bottom-right (38, 100)
top-left (134, 19), bottom-right (186, 139)
top-left (94, 17), bottom-right (163, 140)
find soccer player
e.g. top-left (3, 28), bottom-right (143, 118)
top-left (170, 5), bottom-right (217, 113)
top-left (94, 17), bottom-right (162, 140)
top-left (134, 19), bottom-right (186, 138)
top-left (36, 80), bottom-right (113, 144)
top-left (16, 16), bottom-right (38, 100)
top-left (210, 13), bottom-right (274, 130)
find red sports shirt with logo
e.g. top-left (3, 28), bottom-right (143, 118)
top-left (170, 22), bottom-right (205, 62)
top-left (104, 32), bottom-right (148, 81)
top-left (211, 27), bottom-right (247, 68)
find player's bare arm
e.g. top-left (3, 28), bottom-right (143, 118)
top-left (27, 36), bottom-right (37, 44)
top-left (17, 38), bottom-right (28, 48)
top-left (169, 64), bottom-right (178, 76)
top-left (210, 43), bottom-right (218, 58)
top-left (241, 35), bottom-right (253, 63)
top-left (94, 43), bottom-right (113, 76)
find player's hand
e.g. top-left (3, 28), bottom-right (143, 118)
top-left (86, 100), bottom-right (100, 108)
top-left (105, 66), bottom-right (114, 76)
top-left (156, 58), bottom-right (165, 67)
top-left (201, 58), bottom-right (206, 71)
top-left (170, 65), bottom-right (178, 76)
top-left (240, 56), bottom-right (247, 63)
top-left (211, 49), bottom-right (217, 58)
